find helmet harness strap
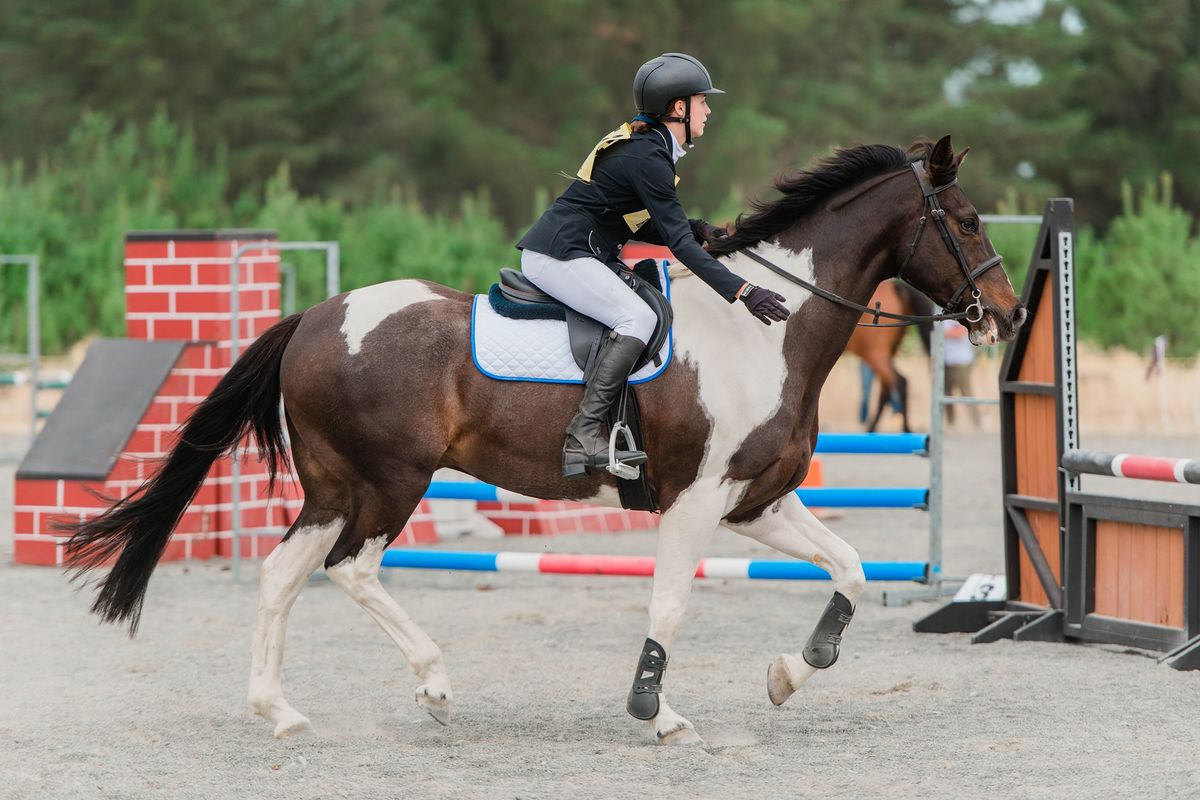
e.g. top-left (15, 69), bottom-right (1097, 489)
top-left (658, 96), bottom-right (694, 147)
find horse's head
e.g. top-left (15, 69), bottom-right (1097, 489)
top-left (897, 135), bottom-right (1026, 344)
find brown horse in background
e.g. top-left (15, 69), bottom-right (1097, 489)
top-left (846, 280), bottom-right (933, 432)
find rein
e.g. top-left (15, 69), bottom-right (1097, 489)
top-left (735, 161), bottom-right (1003, 329)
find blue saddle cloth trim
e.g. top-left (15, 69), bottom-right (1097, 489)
top-left (471, 261), bottom-right (673, 386)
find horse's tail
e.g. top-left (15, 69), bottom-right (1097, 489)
top-left (898, 282), bottom-right (935, 355)
top-left (64, 312), bottom-right (305, 636)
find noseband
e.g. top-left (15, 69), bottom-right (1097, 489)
top-left (737, 160), bottom-right (1004, 328)
top-left (895, 161), bottom-right (1003, 324)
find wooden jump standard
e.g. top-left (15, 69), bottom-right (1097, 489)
top-left (916, 198), bottom-right (1200, 672)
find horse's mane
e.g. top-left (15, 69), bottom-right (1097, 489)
top-left (708, 141), bottom-right (935, 257)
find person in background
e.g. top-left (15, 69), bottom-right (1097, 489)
top-left (942, 319), bottom-right (980, 427)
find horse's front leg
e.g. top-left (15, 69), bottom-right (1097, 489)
top-left (723, 492), bottom-right (866, 705)
top-left (627, 486), bottom-right (725, 746)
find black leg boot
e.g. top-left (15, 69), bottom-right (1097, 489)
top-left (562, 332), bottom-right (648, 478)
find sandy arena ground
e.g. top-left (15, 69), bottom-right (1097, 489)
top-left (2, 430), bottom-right (1198, 800)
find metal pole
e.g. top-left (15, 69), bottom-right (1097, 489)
top-left (29, 257), bottom-right (40, 445)
top-left (228, 241), bottom-right (340, 581)
top-left (279, 262), bottom-right (296, 317)
top-left (325, 242), bottom-right (340, 299)
top-left (980, 214), bottom-right (1044, 224)
top-left (1, 255), bottom-right (39, 443)
top-left (928, 314), bottom-right (946, 585)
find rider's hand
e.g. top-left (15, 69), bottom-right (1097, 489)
top-left (740, 284), bottom-right (790, 325)
top-left (689, 218), bottom-right (729, 247)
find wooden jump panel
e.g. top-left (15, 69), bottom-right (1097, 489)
top-left (1016, 509), bottom-right (1061, 608)
top-left (1010, 276), bottom-right (1062, 605)
top-left (1094, 520), bottom-right (1185, 628)
top-left (1016, 280), bottom-right (1056, 385)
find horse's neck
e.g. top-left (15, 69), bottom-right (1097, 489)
top-left (666, 211), bottom-right (903, 437)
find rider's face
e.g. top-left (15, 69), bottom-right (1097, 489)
top-left (669, 95), bottom-right (711, 140)
top-left (689, 94), bottom-right (710, 139)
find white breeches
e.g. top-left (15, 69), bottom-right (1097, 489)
top-left (520, 249), bottom-right (658, 346)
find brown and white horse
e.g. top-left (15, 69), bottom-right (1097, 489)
top-left (66, 135), bottom-right (1025, 746)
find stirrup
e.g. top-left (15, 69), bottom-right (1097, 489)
top-left (607, 422), bottom-right (642, 480)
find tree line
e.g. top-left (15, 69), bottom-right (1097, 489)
top-left (1, 0), bottom-right (1198, 357)
top-left (3, 0), bottom-right (1198, 229)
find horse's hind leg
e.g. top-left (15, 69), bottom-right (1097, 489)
top-left (324, 485), bottom-right (453, 725)
top-left (723, 493), bottom-right (866, 706)
top-left (248, 506), bottom-right (344, 738)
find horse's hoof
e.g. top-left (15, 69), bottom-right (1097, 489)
top-left (273, 714), bottom-right (313, 739)
top-left (767, 654), bottom-right (814, 706)
top-left (416, 684), bottom-right (451, 726)
top-left (656, 721), bottom-right (705, 747)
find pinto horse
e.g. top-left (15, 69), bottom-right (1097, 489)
top-left (847, 280), bottom-right (933, 433)
top-left (66, 135), bottom-right (1025, 746)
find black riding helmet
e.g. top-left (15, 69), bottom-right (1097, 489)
top-left (632, 53), bottom-right (724, 147)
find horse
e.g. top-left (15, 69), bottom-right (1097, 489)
top-left (65, 135), bottom-right (1025, 746)
top-left (847, 280), bottom-right (933, 432)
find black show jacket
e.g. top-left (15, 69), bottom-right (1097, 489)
top-left (516, 124), bottom-right (746, 303)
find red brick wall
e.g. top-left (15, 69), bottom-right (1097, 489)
top-left (13, 232), bottom-right (436, 566)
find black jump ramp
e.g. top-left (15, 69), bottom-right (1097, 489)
top-left (17, 339), bottom-right (187, 481)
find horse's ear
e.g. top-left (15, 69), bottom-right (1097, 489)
top-left (927, 134), bottom-right (956, 183)
top-left (955, 146), bottom-right (971, 167)
top-left (928, 135), bottom-right (954, 171)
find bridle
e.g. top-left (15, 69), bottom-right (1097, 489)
top-left (738, 160), bottom-right (1003, 328)
top-left (896, 161), bottom-right (1002, 324)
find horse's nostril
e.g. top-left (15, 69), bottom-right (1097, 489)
top-left (1012, 306), bottom-right (1028, 328)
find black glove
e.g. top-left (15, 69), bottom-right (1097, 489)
top-left (740, 284), bottom-right (791, 325)
top-left (689, 218), bottom-right (729, 247)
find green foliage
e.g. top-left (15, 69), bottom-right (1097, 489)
top-left (0, 114), bottom-right (511, 354)
top-left (0, 111), bottom-right (226, 352)
top-left (1075, 174), bottom-right (1200, 357)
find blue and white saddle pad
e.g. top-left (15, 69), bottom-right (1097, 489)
top-left (471, 261), bottom-right (673, 384)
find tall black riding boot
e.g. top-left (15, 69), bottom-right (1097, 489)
top-left (562, 332), bottom-right (648, 478)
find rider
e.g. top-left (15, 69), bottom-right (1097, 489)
top-left (517, 52), bottom-right (791, 478)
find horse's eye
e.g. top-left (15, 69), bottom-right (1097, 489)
top-left (961, 218), bottom-right (978, 233)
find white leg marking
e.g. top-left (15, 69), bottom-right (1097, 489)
top-left (326, 536), bottom-right (453, 725)
top-left (724, 493), bottom-right (865, 705)
top-left (640, 483), bottom-right (731, 746)
top-left (340, 280), bottom-right (447, 356)
top-left (248, 519), bottom-right (343, 738)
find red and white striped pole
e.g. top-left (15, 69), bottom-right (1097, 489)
top-left (1062, 450), bottom-right (1200, 485)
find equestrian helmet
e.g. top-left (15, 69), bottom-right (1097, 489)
top-left (633, 53), bottom-right (724, 116)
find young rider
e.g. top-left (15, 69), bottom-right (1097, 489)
top-left (517, 52), bottom-right (791, 478)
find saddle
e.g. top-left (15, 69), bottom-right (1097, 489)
top-left (494, 260), bottom-right (673, 377)
top-left (488, 259), bottom-right (671, 511)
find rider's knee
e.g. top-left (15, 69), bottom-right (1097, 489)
top-left (615, 303), bottom-right (657, 345)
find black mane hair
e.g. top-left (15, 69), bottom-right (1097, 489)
top-left (709, 142), bottom-right (934, 257)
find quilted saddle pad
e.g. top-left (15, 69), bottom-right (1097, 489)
top-left (470, 262), bottom-right (672, 384)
